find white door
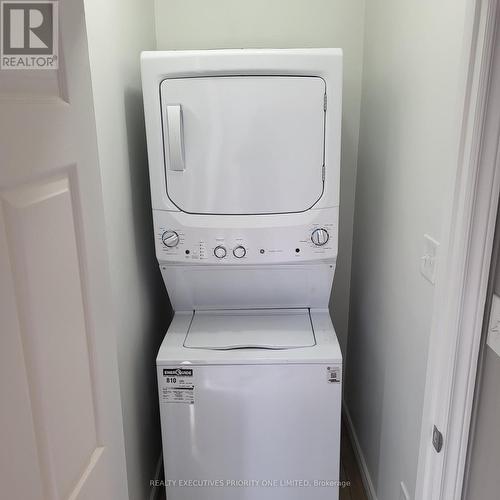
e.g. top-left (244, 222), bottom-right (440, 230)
top-left (0, 1), bottom-right (128, 499)
top-left (161, 76), bottom-right (326, 215)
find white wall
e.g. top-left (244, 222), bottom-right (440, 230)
top-left (345, 1), bottom-right (469, 499)
top-left (154, 0), bottom-right (365, 354)
top-left (83, 2), bottom-right (170, 499)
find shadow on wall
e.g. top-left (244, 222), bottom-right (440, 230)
top-left (124, 84), bottom-right (171, 318)
top-left (330, 104), bottom-right (360, 358)
top-left (123, 87), bottom-right (172, 494)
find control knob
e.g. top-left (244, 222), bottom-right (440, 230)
top-left (233, 246), bottom-right (246, 258)
top-left (162, 230), bottom-right (179, 248)
top-left (214, 246), bottom-right (227, 259)
top-left (311, 228), bottom-right (329, 246)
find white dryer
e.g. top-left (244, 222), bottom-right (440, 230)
top-left (141, 49), bottom-right (343, 500)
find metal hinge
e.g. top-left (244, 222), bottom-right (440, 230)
top-left (432, 425), bottom-right (443, 453)
top-left (324, 93), bottom-right (327, 111)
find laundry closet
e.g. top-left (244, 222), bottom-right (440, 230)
top-left (0, 0), bottom-right (479, 497)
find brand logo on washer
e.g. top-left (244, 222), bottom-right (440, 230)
top-left (163, 368), bottom-right (193, 377)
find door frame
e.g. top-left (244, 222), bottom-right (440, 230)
top-left (415, 0), bottom-right (500, 498)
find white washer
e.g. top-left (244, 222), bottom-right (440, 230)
top-left (157, 310), bottom-right (342, 500)
top-left (141, 49), bottom-right (343, 500)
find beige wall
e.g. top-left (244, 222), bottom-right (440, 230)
top-left (346, 1), bottom-right (470, 499)
top-left (84, 1), bottom-right (169, 499)
top-left (154, 0), bottom-right (366, 354)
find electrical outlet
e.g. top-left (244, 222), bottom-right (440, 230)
top-left (487, 294), bottom-right (500, 358)
top-left (420, 234), bottom-right (440, 284)
top-left (399, 482), bottom-right (410, 500)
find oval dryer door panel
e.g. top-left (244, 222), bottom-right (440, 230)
top-left (160, 76), bottom-right (326, 215)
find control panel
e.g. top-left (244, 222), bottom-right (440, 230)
top-left (152, 208), bottom-right (338, 265)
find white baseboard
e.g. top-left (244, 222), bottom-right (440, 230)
top-left (149, 452), bottom-right (164, 500)
top-left (343, 405), bottom-right (378, 500)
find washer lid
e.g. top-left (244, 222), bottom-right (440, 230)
top-left (184, 309), bottom-right (316, 350)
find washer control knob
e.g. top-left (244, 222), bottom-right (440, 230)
top-left (162, 230), bottom-right (179, 248)
top-left (311, 228), bottom-right (329, 246)
top-left (214, 246), bottom-right (227, 259)
top-left (233, 245), bottom-right (246, 258)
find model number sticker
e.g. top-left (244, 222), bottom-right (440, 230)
top-left (327, 366), bottom-right (341, 383)
top-left (161, 367), bottom-right (195, 404)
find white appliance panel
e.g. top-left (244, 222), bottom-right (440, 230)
top-left (157, 362), bottom-right (341, 500)
top-left (160, 264), bottom-right (335, 311)
top-left (160, 76), bottom-right (326, 215)
top-left (185, 309), bottom-right (315, 349)
top-left (152, 207), bottom-right (338, 265)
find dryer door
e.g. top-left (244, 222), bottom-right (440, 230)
top-left (160, 76), bottom-right (326, 215)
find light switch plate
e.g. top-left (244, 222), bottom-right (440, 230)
top-left (487, 294), bottom-right (500, 358)
top-left (399, 481), bottom-right (410, 500)
top-left (421, 234), bottom-right (440, 284)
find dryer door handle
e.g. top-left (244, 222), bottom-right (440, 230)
top-left (165, 104), bottom-right (185, 171)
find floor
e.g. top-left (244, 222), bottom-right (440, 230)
top-left (156, 418), bottom-right (368, 500)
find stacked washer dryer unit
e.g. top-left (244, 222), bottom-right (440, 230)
top-left (141, 49), bottom-right (343, 500)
